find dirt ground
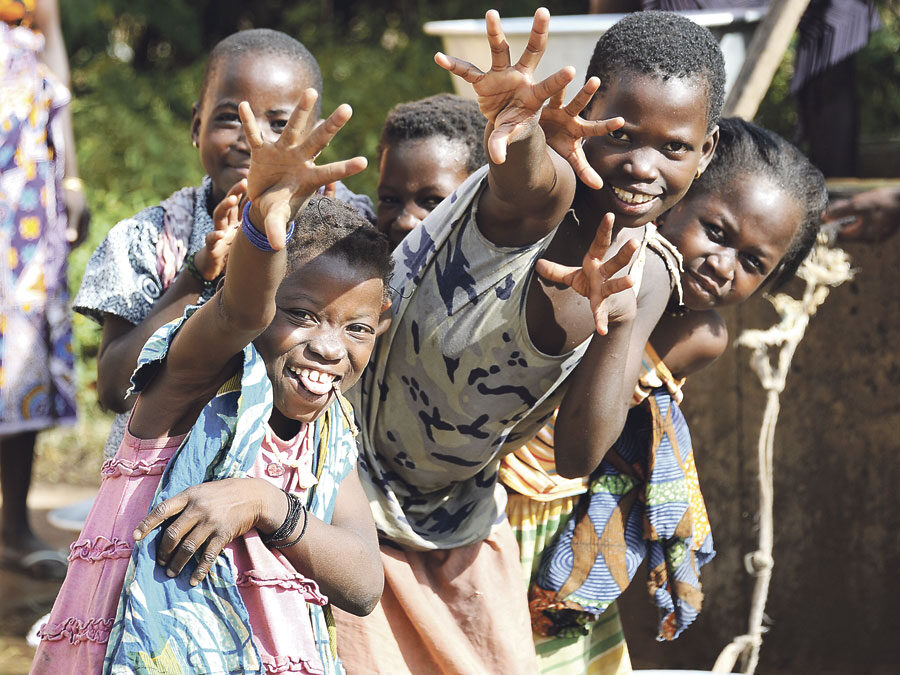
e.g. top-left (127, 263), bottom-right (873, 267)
top-left (0, 483), bottom-right (96, 674)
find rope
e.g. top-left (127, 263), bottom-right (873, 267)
top-left (712, 228), bottom-right (854, 673)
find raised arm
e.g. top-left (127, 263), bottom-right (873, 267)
top-left (434, 9), bottom-right (580, 247)
top-left (129, 91), bottom-right (366, 439)
top-left (537, 222), bottom-right (674, 477)
top-left (97, 180), bottom-right (246, 412)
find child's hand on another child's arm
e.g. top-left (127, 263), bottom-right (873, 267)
top-left (539, 78), bottom-right (624, 190)
top-left (435, 8), bottom-right (577, 247)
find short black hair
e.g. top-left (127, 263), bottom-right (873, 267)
top-left (691, 117), bottom-right (827, 289)
top-left (587, 11), bottom-right (725, 132)
top-left (377, 94), bottom-right (488, 174)
top-left (200, 29), bottom-right (323, 114)
top-left (286, 195), bottom-right (393, 299)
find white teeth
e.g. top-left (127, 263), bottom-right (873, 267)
top-left (613, 186), bottom-right (655, 205)
top-left (288, 365), bottom-right (335, 396)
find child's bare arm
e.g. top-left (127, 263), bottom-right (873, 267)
top-left (130, 91), bottom-right (366, 439)
top-left (435, 9), bottom-right (618, 247)
top-left (537, 223), bottom-right (673, 477)
top-left (133, 465), bottom-right (383, 615)
top-left (650, 309), bottom-right (728, 379)
top-left (96, 181), bottom-right (245, 412)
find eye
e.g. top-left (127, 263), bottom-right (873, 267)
top-left (419, 195), bottom-right (445, 211)
top-left (608, 128), bottom-right (630, 142)
top-left (740, 253), bottom-right (765, 274)
top-left (215, 112), bottom-right (240, 125)
top-left (270, 118), bottom-right (288, 134)
top-left (377, 194), bottom-right (399, 206)
top-left (287, 308), bottom-right (317, 324)
top-left (663, 141), bottom-right (689, 153)
top-left (347, 323), bottom-right (376, 337)
top-left (702, 222), bottom-right (725, 243)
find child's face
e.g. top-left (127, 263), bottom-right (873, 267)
top-left (255, 252), bottom-right (385, 436)
top-left (377, 136), bottom-right (471, 250)
top-left (660, 173), bottom-right (802, 310)
top-left (581, 72), bottom-right (718, 229)
top-left (192, 53), bottom-right (314, 204)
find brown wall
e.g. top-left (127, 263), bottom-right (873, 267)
top-left (618, 239), bottom-right (900, 675)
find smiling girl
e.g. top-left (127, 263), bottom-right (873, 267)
top-left (32, 92), bottom-right (389, 675)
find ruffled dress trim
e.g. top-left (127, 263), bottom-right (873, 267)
top-left (36, 617), bottom-right (114, 645)
top-left (100, 455), bottom-right (169, 477)
top-left (234, 569), bottom-right (327, 604)
top-left (68, 535), bottom-right (132, 562)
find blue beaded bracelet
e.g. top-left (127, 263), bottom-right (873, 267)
top-left (241, 200), bottom-right (295, 252)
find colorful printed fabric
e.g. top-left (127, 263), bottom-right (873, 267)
top-left (500, 344), bottom-right (685, 503)
top-left (0, 0), bottom-right (35, 28)
top-left (506, 493), bottom-right (633, 674)
top-left (531, 387), bottom-right (714, 641)
top-left (0, 21), bottom-right (76, 433)
top-left (102, 307), bottom-right (356, 674)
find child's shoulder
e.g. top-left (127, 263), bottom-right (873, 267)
top-left (650, 309), bottom-right (728, 379)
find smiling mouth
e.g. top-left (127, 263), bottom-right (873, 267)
top-left (611, 186), bottom-right (658, 205)
top-left (689, 270), bottom-right (720, 299)
top-left (286, 365), bottom-right (338, 397)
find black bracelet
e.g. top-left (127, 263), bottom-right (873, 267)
top-left (270, 503), bottom-right (308, 550)
top-left (261, 489), bottom-right (304, 546)
top-left (182, 252), bottom-right (221, 292)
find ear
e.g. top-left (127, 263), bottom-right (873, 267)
top-left (376, 299), bottom-right (392, 337)
top-left (190, 102), bottom-right (201, 149)
top-left (696, 124), bottom-right (719, 175)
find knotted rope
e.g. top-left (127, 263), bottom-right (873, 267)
top-left (712, 229), bottom-right (854, 673)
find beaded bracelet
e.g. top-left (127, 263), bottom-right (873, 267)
top-left (271, 503), bottom-right (309, 550)
top-left (182, 252), bottom-right (221, 292)
top-left (261, 490), bottom-right (308, 549)
top-left (241, 200), bottom-right (295, 252)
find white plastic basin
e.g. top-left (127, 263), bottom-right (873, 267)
top-left (424, 9), bottom-right (766, 100)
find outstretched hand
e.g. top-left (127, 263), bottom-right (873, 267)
top-left (536, 213), bottom-right (638, 335)
top-left (434, 7), bottom-right (576, 165)
top-left (193, 179), bottom-right (246, 280)
top-left (826, 186), bottom-right (900, 243)
top-left (540, 78), bottom-right (624, 190)
top-left (238, 89), bottom-right (367, 250)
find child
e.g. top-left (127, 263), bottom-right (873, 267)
top-left (510, 117), bottom-right (827, 672)
top-left (333, 9), bottom-right (724, 674)
top-left (72, 28), bottom-right (375, 462)
top-left (32, 93), bottom-right (388, 674)
top-left (375, 93), bottom-right (486, 249)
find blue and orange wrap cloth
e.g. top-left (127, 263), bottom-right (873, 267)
top-left (530, 387), bottom-right (715, 641)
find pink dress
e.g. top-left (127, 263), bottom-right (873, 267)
top-left (32, 423), bottom-right (327, 674)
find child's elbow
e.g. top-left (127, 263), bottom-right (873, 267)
top-left (340, 569), bottom-right (384, 617)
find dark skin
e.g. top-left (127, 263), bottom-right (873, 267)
top-left (501, 37), bottom-right (717, 477)
top-left (650, 172), bottom-right (806, 379)
top-left (432, 8), bottom-right (721, 478)
top-left (97, 51), bottom-right (318, 413)
top-left (127, 92), bottom-right (383, 616)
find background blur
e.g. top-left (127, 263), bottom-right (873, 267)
top-left (14, 1), bottom-right (900, 673)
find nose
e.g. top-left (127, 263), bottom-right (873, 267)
top-left (394, 203), bottom-right (423, 235)
top-left (706, 249), bottom-right (735, 283)
top-left (308, 327), bottom-right (347, 362)
top-left (622, 148), bottom-right (659, 183)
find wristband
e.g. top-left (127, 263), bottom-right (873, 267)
top-left (241, 200), bottom-right (295, 252)
top-left (270, 503), bottom-right (308, 550)
top-left (182, 252), bottom-right (221, 291)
